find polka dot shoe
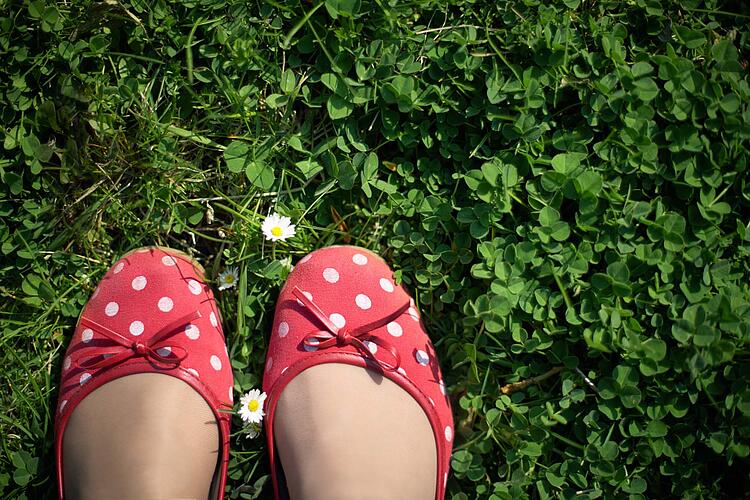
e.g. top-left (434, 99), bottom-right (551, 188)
top-left (262, 245), bottom-right (454, 499)
top-left (54, 247), bottom-right (233, 499)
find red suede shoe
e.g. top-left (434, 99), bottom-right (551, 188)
top-left (54, 247), bottom-right (233, 499)
top-left (262, 245), bottom-right (454, 499)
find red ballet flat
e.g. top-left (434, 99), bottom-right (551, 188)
top-left (54, 247), bottom-right (234, 499)
top-left (262, 245), bottom-right (454, 499)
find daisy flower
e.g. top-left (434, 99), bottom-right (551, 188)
top-left (243, 423), bottom-right (261, 439)
top-left (238, 389), bottom-right (266, 424)
top-left (218, 267), bottom-right (239, 290)
top-left (262, 212), bottom-right (296, 242)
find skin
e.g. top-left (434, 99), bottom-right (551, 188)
top-left (63, 248), bottom-right (218, 500)
top-left (274, 363), bottom-right (437, 500)
top-left (63, 373), bottom-right (219, 500)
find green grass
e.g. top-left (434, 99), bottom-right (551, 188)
top-left (2, 0), bottom-right (750, 498)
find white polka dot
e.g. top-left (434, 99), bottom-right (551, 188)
top-left (105, 302), bottom-right (119, 316)
top-left (228, 387), bottom-right (233, 401)
top-left (444, 472), bottom-right (448, 487)
top-left (185, 324), bottom-right (200, 340)
top-left (187, 279), bottom-right (202, 295)
top-left (91, 286), bottom-right (100, 299)
top-left (129, 320), bottom-right (144, 336)
top-left (158, 296), bottom-right (173, 312)
top-left (210, 355), bottom-right (222, 371)
top-left (428, 397), bottom-right (436, 407)
top-left (408, 307), bottom-right (419, 321)
top-left (278, 321), bottom-right (289, 338)
top-left (364, 341), bottom-right (378, 354)
top-left (329, 313), bottom-right (346, 329)
top-left (266, 357), bottom-right (273, 371)
top-left (445, 426), bottom-right (453, 442)
top-left (102, 354), bottom-right (112, 359)
top-left (439, 380), bottom-right (447, 395)
top-left (156, 346), bottom-right (171, 357)
top-left (131, 275), bottom-right (147, 291)
top-left (352, 253), bottom-right (368, 265)
top-left (210, 311), bottom-right (218, 327)
top-left (322, 267), bottom-right (340, 283)
top-left (397, 367), bottom-right (407, 376)
top-left (79, 372), bottom-right (92, 385)
top-left (304, 338), bottom-right (320, 352)
top-left (299, 253), bottom-right (313, 264)
top-left (281, 367), bottom-right (289, 374)
top-left (416, 350), bottom-right (430, 365)
top-left (380, 278), bottom-right (394, 292)
top-left (386, 321), bottom-right (403, 337)
top-left (63, 356), bottom-right (71, 370)
top-left (59, 400), bottom-right (68, 413)
top-left (355, 294), bottom-right (372, 310)
top-left (162, 255), bottom-right (177, 266)
top-left (186, 368), bottom-right (199, 377)
top-left (81, 328), bottom-right (94, 343)
top-left (113, 262), bottom-right (125, 274)
top-left (136, 248), bottom-right (151, 253)
top-left (296, 291), bottom-right (313, 306)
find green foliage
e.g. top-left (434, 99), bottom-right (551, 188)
top-left (2, 0), bottom-right (750, 498)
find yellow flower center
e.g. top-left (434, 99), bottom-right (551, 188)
top-left (224, 275), bottom-right (235, 283)
top-left (271, 226), bottom-right (283, 237)
top-left (247, 400), bottom-right (259, 412)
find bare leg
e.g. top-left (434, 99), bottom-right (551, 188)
top-left (63, 373), bottom-right (219, 500)
top-left (274, 364), bottom-right (437, 500)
